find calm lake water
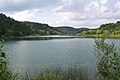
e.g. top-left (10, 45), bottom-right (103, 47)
top-left (3, 35), bottom-right (120, 73)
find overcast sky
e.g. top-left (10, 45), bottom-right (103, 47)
top-left (0, 0), bottom-right (120, 28)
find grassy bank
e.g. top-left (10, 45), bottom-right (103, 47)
top-left (80, 34), bottom-right (120, 39)
top-left (20, 66), bottom-right (97, 80)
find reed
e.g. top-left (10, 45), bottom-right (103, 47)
top-left (20, 65), bottom-right (97, 80)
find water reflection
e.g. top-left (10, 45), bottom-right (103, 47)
top-left (8, 35), bottom-right (81, 40)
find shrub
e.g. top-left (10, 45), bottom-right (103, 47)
top-left (0, 39), bottom-right (18, 80)
top-left (94, 39), bottom-right (120, 80)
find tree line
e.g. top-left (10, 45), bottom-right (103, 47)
top-left (0, 13), bottom-right (63, 38)
top-left (80, 21), bottom-right (120, 38)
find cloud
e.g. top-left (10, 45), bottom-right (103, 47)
top-left (55, 0), bottom-right (120, 28)
top-left (57, 0), bottom-right (90, 13)
top-left (6, 9), bottom-right (39, 21)
top-left (1, 0), bottom-right (120, 28)
top-left (0, 0), bottom-right (62, 12)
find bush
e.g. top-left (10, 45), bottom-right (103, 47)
top-left (94, 38), bottom-right (120, 80)
top-left (0, 39), bottom-right (18, 80)
top-left (31, 67), bottom-right (89, 80)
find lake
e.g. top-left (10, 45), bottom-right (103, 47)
top-left (3, 35), bottom-right (120, 73)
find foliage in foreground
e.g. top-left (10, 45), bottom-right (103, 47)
top-left (0, 39), bottom-right (18, 80)
top-left (30, 66), bottom-right (95, 80)
top-left (94, 39), bottom-right (120, 80)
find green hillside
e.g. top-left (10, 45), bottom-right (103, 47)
top-left (55, 26), bottom-right (88, 35)
top-left (0, 13), bottom-right (33, 37)
top-left (23, 22), bottom-right (63, 35)
top-left (0, 13), bottom-right (88, 38)
top-left (0, 13), bottom-right (63, 37)
top-left (80, 21), bottom-right (120, 38)
top-left (1, 13), bottom-right (119, 38)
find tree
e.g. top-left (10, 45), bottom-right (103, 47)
top-left (94, 38), bottom-right (120, 80)
top-left (0, 39), bottom-right (18, 80)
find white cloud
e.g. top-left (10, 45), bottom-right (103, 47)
top-left (1, 0), bottom-right (120, 28)
top-left (55, 0), bottom-right (120, 28)
top-left (84, 1), bottom-right (100, 13)
top-left (0, 0), bottom-right (62, 12)
top-left (115, 2), bottom-right (120, 9)
top-left (6, 9), bottom-right (39, 21)
top-left (100, 0), bottom-right (108, 4)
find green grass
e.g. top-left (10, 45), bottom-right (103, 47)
top-left (20, 66), bottom-right (97, 80)
top-left (80, 34), bottom-right (120, 39)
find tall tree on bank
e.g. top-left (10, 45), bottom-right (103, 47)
top-left (94, 39), bottom-right (120, 80)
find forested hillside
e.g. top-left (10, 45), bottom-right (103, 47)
top-left (0, 13), bottom-right (63, 37)
top-left (0, 13), bottom-right (88, 37)
top-left (1, 13), bottom-right (120, 38)
top-left (55, 26), bottom-right (88, 35)
top-left (0, 13), bottom-right (33, 36)
top-left (80, 21), bottom-right (120, 38)
top-left (23, 22), bottom-right (63, 35)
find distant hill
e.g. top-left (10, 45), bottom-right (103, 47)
top-left (0, 13), bottom-right (62, 37)
top-left (56, 26), bottom-right (88, 35)
top-left (0, 13), bottom-right (33, 37)
top-left (1, 13), bottom-right (120, 38)
top-left (80, 21), bottom-right (120, 38)
top-left (23, 21), bottom-right (63, 35)
top-left (0, 13), bottom-right (89, 38)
